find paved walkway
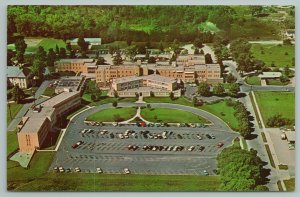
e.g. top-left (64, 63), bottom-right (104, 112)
top-left (7, 80), bottom-right (51, 131)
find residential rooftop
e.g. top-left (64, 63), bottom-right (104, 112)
top-left (7, 66), bottom-right (26, 78)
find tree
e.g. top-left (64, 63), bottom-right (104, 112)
top-left (59, 47), bottom-right (67, 58)
top-left (194, 38), bottom-right (203, 48)
top-left (200, 49), bottom-right (204, 55)
top-left (112, 50), bottom-right (123, 65)
top-left (137, 45), bottom-right (147, 54)
top-left (113, 90), bottom-right (118, 98)
top-left (205, 53), bottom-right (213, 64)
top-left (112, 101), bottom-right (118, 107)
top-left (226, 73), bottom-right (237, 83)
top-left (12, 85), bottom-right (25, 104)
top-left (96, 57), bottom-right (106, 65)
top-left (284, 65), bottom-right (290, 76)
top-left (77, 36), bottom-right (89, 51)
top-left (159, 41), bottom-right (164, 52)
top-left (181, 49), bottom-right (188, 55)
top-left (194, 48), bottom-right (200, 55)
top-left (147, 104), bottom-right (151, 108)
top-left (250, 6), bottom-right (263, 16)
top-left (15, 37), bottom-right (27, 63)
top-left (47, 48), bottom-right (57, 67)
top-left (135, 92), bottom-right (139, 100)
top-left (30, 58), bottom-right (45, 79)
top-left (198, 82), bottom-right (211, 97)
top-left (55, 44), bottom-right (60, 55)
top-left (124, 45), bottom-right (138, 61)
top-left (7, 49), bottom-right (15, 66)
top-left (228, 83), bottom-right (240, 97)
top-left (150, 91), bottom-right (154, 97)
top-left (213, 83), bottom-right (225, 96)
top-left (66, 42), bottom-right (72, 52)
top-left (169, 92), bottom-right (175, 100)
top-left (148, 56), bottom-right (156, 63)
top-left (192, 96), bottom-right (197, 106)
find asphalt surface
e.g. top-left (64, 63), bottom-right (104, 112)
top-left (50, 102), bottom-right (238, 175)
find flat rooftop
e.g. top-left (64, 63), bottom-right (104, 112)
top-left (42, 91), bottom-right (79, 108)
top-left (57, 59), bottom-right (94, 64)
top-left (258, 72), bottom-right (282, 78)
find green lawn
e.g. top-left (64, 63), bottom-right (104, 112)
top-left (200, 101), bottom-right (239, 130)
top-left (143, 97), bottom-right (193, 107)
top-left (86, 107), bottom-right (137, 122)
top-left (13, 173), bottom-right (220, 192)
top-left (42, 86), bottom-right (56, 97)
top-left (245, 76), bottom-right (261, 85)
top-left (7, 131), bottom-right (19, 156)
top-left (283, 178), bottom-right (295, 191)
top-left (7, 103), bottom-right (23, 125)
top-left (37, 38), bottom-right (66, 51)
top-left (266, 79), bottom-right (289, 86)
top-left (7, 38), bottom-right (67, 52)
top-left (141, 108), bottom-right (209, 123)
top-left (254, 92), bottom-right (295, 125)
top-left (251, 44), bottom-right (295, 67)
top-left (8, 152), bottom-right (220, 191)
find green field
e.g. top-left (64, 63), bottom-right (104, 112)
top-left (251, 44), bottom-right (295, 67)
top-left (254, 92), bottom-right (295, 124)
top-left (141, 108), bottom-right (208, 123)
top-left (8, 151), bottom-right (219, 191)
top-left (143, 97), bottom-right (193, 106)
top-left (7, 103), bottom-right (23, 125)
top-left (7, 131), bottom-right (18, 156)
top-left (86, 107), bottom-right (137, 122)
top-left (245, 76), bottom-right (261, 85)
top-left (200, 101), bottom-right (239, 130)
top-left (283, 178), bottom-right (295, 191)
top-left (8, 38), bottom-right (67, 52)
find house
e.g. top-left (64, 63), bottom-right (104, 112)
top-left (7, 66), bottom-right (30, 89)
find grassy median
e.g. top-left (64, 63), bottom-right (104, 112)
top-left (86, 107), bottom-right (137, 122)
top-left (141, 108), bottom-right (209, 123)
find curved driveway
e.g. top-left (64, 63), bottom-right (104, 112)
top-left (71, 102), bottom-right (234, 132)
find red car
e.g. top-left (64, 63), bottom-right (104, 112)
top-left (216, 142), bottom-right (224, 148)
top-left (72, 144), bottom-right (79, 149)
top-left (140, 122), bottom-right (146, 127)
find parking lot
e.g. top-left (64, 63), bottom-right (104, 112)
top-left (50, 121), bottom-right (238, 175)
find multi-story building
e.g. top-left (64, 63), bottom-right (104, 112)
top-left (143, 63), bottom-right (222, 84)
top-left (7, 66), bottom-right (30, 89)
top-left (110, 74), bottom-right (180, 97)
top-left (95, 65), bottom-right (141, 86)
top-left (55, 59), bottom-right (96, 74)
top-left (17, 91), bottom-right (81, 153)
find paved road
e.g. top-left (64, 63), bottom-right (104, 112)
top-left (50, 102), bottom-right (238, 175)
top-left (223, 60), bottom-right (295, 93)
top-left (7, 80), bottom-right (51, 131)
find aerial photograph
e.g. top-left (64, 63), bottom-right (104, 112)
top-left (6, 5), bottom-right (295, 192)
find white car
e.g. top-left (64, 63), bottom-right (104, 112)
top-left (81, 129), bottom-right (88, 134)
top-left (124, 168), bottom-right (130, 174)
top-left (188, 146), bottom-right (195, 151)
top-left (112, 122), bottom-right (118, 126)
top-left (96, 168), bottom-right (103, 173)
top-left (196, 134), bottom-right (202, 140)
top-left (74, 167), bottom-right (81, 172)
top-left (118, 134), bottom-right (124, 139)
top-left (58, 167), bottom-right (64, 172)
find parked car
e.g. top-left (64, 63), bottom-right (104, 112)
top-left (72, 143), bottom-right (79, 149)
top-left (96, 168), bottom-right (103, 173)
top-left (199, 146), bottom-right (205, 151)
top-left (58, 167), bottom-right (64, 172)
top-left (206, 134), bottom-right (212, 139)
top-left (188, 146), bottom-right (195, 151)
top-left (74, 167), bottom-right (81, 172)
top-left (216, 142), bottom-right (224, 148)
top-left (124, 168), bottom-right (130, 174)
top-left (203, 170), bottom-right (209, 176)
top-left (81, 129), bottom-right (88, 134)
top-left (196, 134), bottom-right (202, 140)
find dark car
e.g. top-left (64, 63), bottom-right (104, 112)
top-left (206, 134), bottom-right (212, 139)
top-left (177, 134), bottom-right (183, 139)
top-left (199, 146), bottom-right (205, 151)
top-left (72, 144), bottom-right (79, 149)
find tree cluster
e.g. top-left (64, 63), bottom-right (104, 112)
top-left (225, 99), bottom-right (252, 138)
top-left (217, 145), bottom-right (269, 191)
top-left (266, 114), bottom-right (294, 127)
top-left (85, 80), bottom-right (102, 102)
